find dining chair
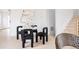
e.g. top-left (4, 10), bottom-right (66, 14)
top-left (36, 27), bottom-right (48, 44)
top-left (21, 29), bottom-right (34, 48)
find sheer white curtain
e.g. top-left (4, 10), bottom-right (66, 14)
top-left (0, 10), bottom-right (10, 29)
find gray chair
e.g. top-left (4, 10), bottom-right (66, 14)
top-left (55, 33), bottom-right (79, 49)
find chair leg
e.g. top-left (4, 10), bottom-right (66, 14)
top-left (36, 35), bottom-right (38, 42)
top-left (40, 36), bottom-right (42, 40)
top-left (46, 35), bottom-right (48, 42)
top-left (22, 40), bottom-right (25, 48)
top-left (43, 36), bottom-right (45, 44)
top-left (31, 38), bottom-right (34, 48)
top-left (17, 33), bottom-right (19, 40)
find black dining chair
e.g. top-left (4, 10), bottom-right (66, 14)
top-left (21, 29), bottom-right (34, 48)
top-left (17, 26), bottom-right (23, 40)
top-left (36, 27), bottom-right (48, 44)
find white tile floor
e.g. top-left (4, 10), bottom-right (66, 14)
top-left (0, 29), bottom-right (55, 49)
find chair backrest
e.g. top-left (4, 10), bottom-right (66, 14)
top-left (21, 29), bottom-right (33, 39)
top-left (17, 26), bottom-right (23, 29)
top-left (31, 25), bottom-right (37, 28)
top-left (55, 33), bottom-right (79, 49)
top-left (43, 27), bottom-right (48, 35)
top-left (17, 26), bottom-right (23, 33)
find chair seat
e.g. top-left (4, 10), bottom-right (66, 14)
top-left (24, 36), bottom-right (33, 39)
top-left (37, 32), bottom-right (44, 36)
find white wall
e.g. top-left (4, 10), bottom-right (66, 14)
top-left (32, 9), bottom-right (50, 33)
top-left (10, 10), bottom-right (22, 36)
top-left (0, 9), bottom-right (74, 36)
top-left (32, 9), bottom-right (56, 35)
top-left (10, 9), bottom-right (51, 36)
top-left (73, 9), bottom-right (79, 16)
top-left (55, 9), bottom-right (73, 36)
top-left (0, 9), bottom-right (55, 36)
top-left (48, 9), bottom-right (55, 35)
